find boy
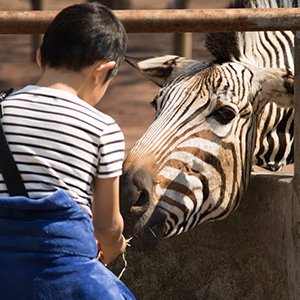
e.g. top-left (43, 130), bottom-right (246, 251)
top-left (0, 2), bottom-right (134, 299)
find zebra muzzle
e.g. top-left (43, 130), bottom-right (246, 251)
top-left (120, 166), bottom-right (154, 236)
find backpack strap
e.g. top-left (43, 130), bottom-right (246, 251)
top-left (0, 88), bottom-right (28, 197)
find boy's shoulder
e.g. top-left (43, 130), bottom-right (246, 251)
top-left (9, 85), bottom-right (116, 123)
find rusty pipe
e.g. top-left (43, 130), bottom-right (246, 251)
top-left (0, 11), bottom-right (56, 34)
top-left (0, 8), bottom-right (300, 34)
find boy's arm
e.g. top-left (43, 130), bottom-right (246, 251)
top-left (92, 176), bottom-right (126, 265)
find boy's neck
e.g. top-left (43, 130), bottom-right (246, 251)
top-left (36, 68), bottom-right (87, 97)
top-left (35, 62), bottom-right (111, 107)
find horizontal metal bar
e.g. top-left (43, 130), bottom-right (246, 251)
top-left (0, 8), bottom-right (300, 34)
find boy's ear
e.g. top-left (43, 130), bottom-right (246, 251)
top-left (36, 48), bottom-right (42, 68)
top-left (94, 61), bottom-right (116, 84)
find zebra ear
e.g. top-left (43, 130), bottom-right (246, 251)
top-left (125, 55), bottom-right (206, 87)
top-left (256, 67), bottom-right (294, 108)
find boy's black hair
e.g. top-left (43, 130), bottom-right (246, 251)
top-left (40, 2), bottom-right (127, 82)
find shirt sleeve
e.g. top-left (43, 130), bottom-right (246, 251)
top-left (97, 121), bottom-right (125, 178)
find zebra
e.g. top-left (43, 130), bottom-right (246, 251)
top-left (120, 0), bottom-right (295, 249)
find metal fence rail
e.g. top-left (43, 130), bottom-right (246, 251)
top-left (1, 8), bottom-right (300, 34)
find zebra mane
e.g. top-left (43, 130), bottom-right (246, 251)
top-left (205, 0), bottom-right (297, 64)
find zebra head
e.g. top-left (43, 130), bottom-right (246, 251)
top-left (120, 55), bottom-right (294, 249)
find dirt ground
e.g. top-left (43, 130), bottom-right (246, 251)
top-left (0, 0), bottom-right (293, 173)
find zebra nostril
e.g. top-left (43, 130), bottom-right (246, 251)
top-left (120, 166), bottom-right (154, 238)
top-left (120, 166), bottom-right (153, 216)
top-left (134, 189), bottom-right (149, 208)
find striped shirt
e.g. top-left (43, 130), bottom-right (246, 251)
top-left (0, 85), bottom-right (125, 216)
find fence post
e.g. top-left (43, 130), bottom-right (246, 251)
top-left (31, 0), bottom-right (43, 61)
top-left (291, 27), bottom-right (300, 300)
top-left (170, 0), bottom-right (192, 58)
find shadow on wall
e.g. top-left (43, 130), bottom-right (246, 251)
top-left (110, 172), bottom-right (297, 300)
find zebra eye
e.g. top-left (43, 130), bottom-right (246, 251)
top-left (212, 106), bottom-right (236, 125)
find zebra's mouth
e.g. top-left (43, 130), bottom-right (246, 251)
top-left (129, 223), bottom-right (165, 251)
top-left (123, 207), bottom-right (167, 251)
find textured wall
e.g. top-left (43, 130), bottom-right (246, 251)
top-left (110, 172), bottom-right (299, 300)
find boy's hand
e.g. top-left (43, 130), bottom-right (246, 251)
top-left (95, 239), bottom-right (105, 263)
top-left (95, 235), bottom-right (126, 265)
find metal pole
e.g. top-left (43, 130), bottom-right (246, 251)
top-left (87, 0), bottom-right (131, 9)
top-left (31, 0), bottom-right (44, 62)
top-left (1, 8), bottom-right (300, 34)
top-left (292, 2), bottom-right (300, 298)
top-left (172, 0), bottom-right (192, 58)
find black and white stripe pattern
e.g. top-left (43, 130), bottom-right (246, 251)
top-left (0, 85), bottom-right (125, 215)
top-left (120, 0), bottom-right (295, 242)
top-left (206, 0), bottom-right (296, 171)
top-left (128, 62), bottom-right (261, 237)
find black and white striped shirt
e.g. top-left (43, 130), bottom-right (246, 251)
top-left (0, 85), bottom-right (125, 216)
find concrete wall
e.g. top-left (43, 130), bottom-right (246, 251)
top-left (110, 172), bottom-right (300, 300)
